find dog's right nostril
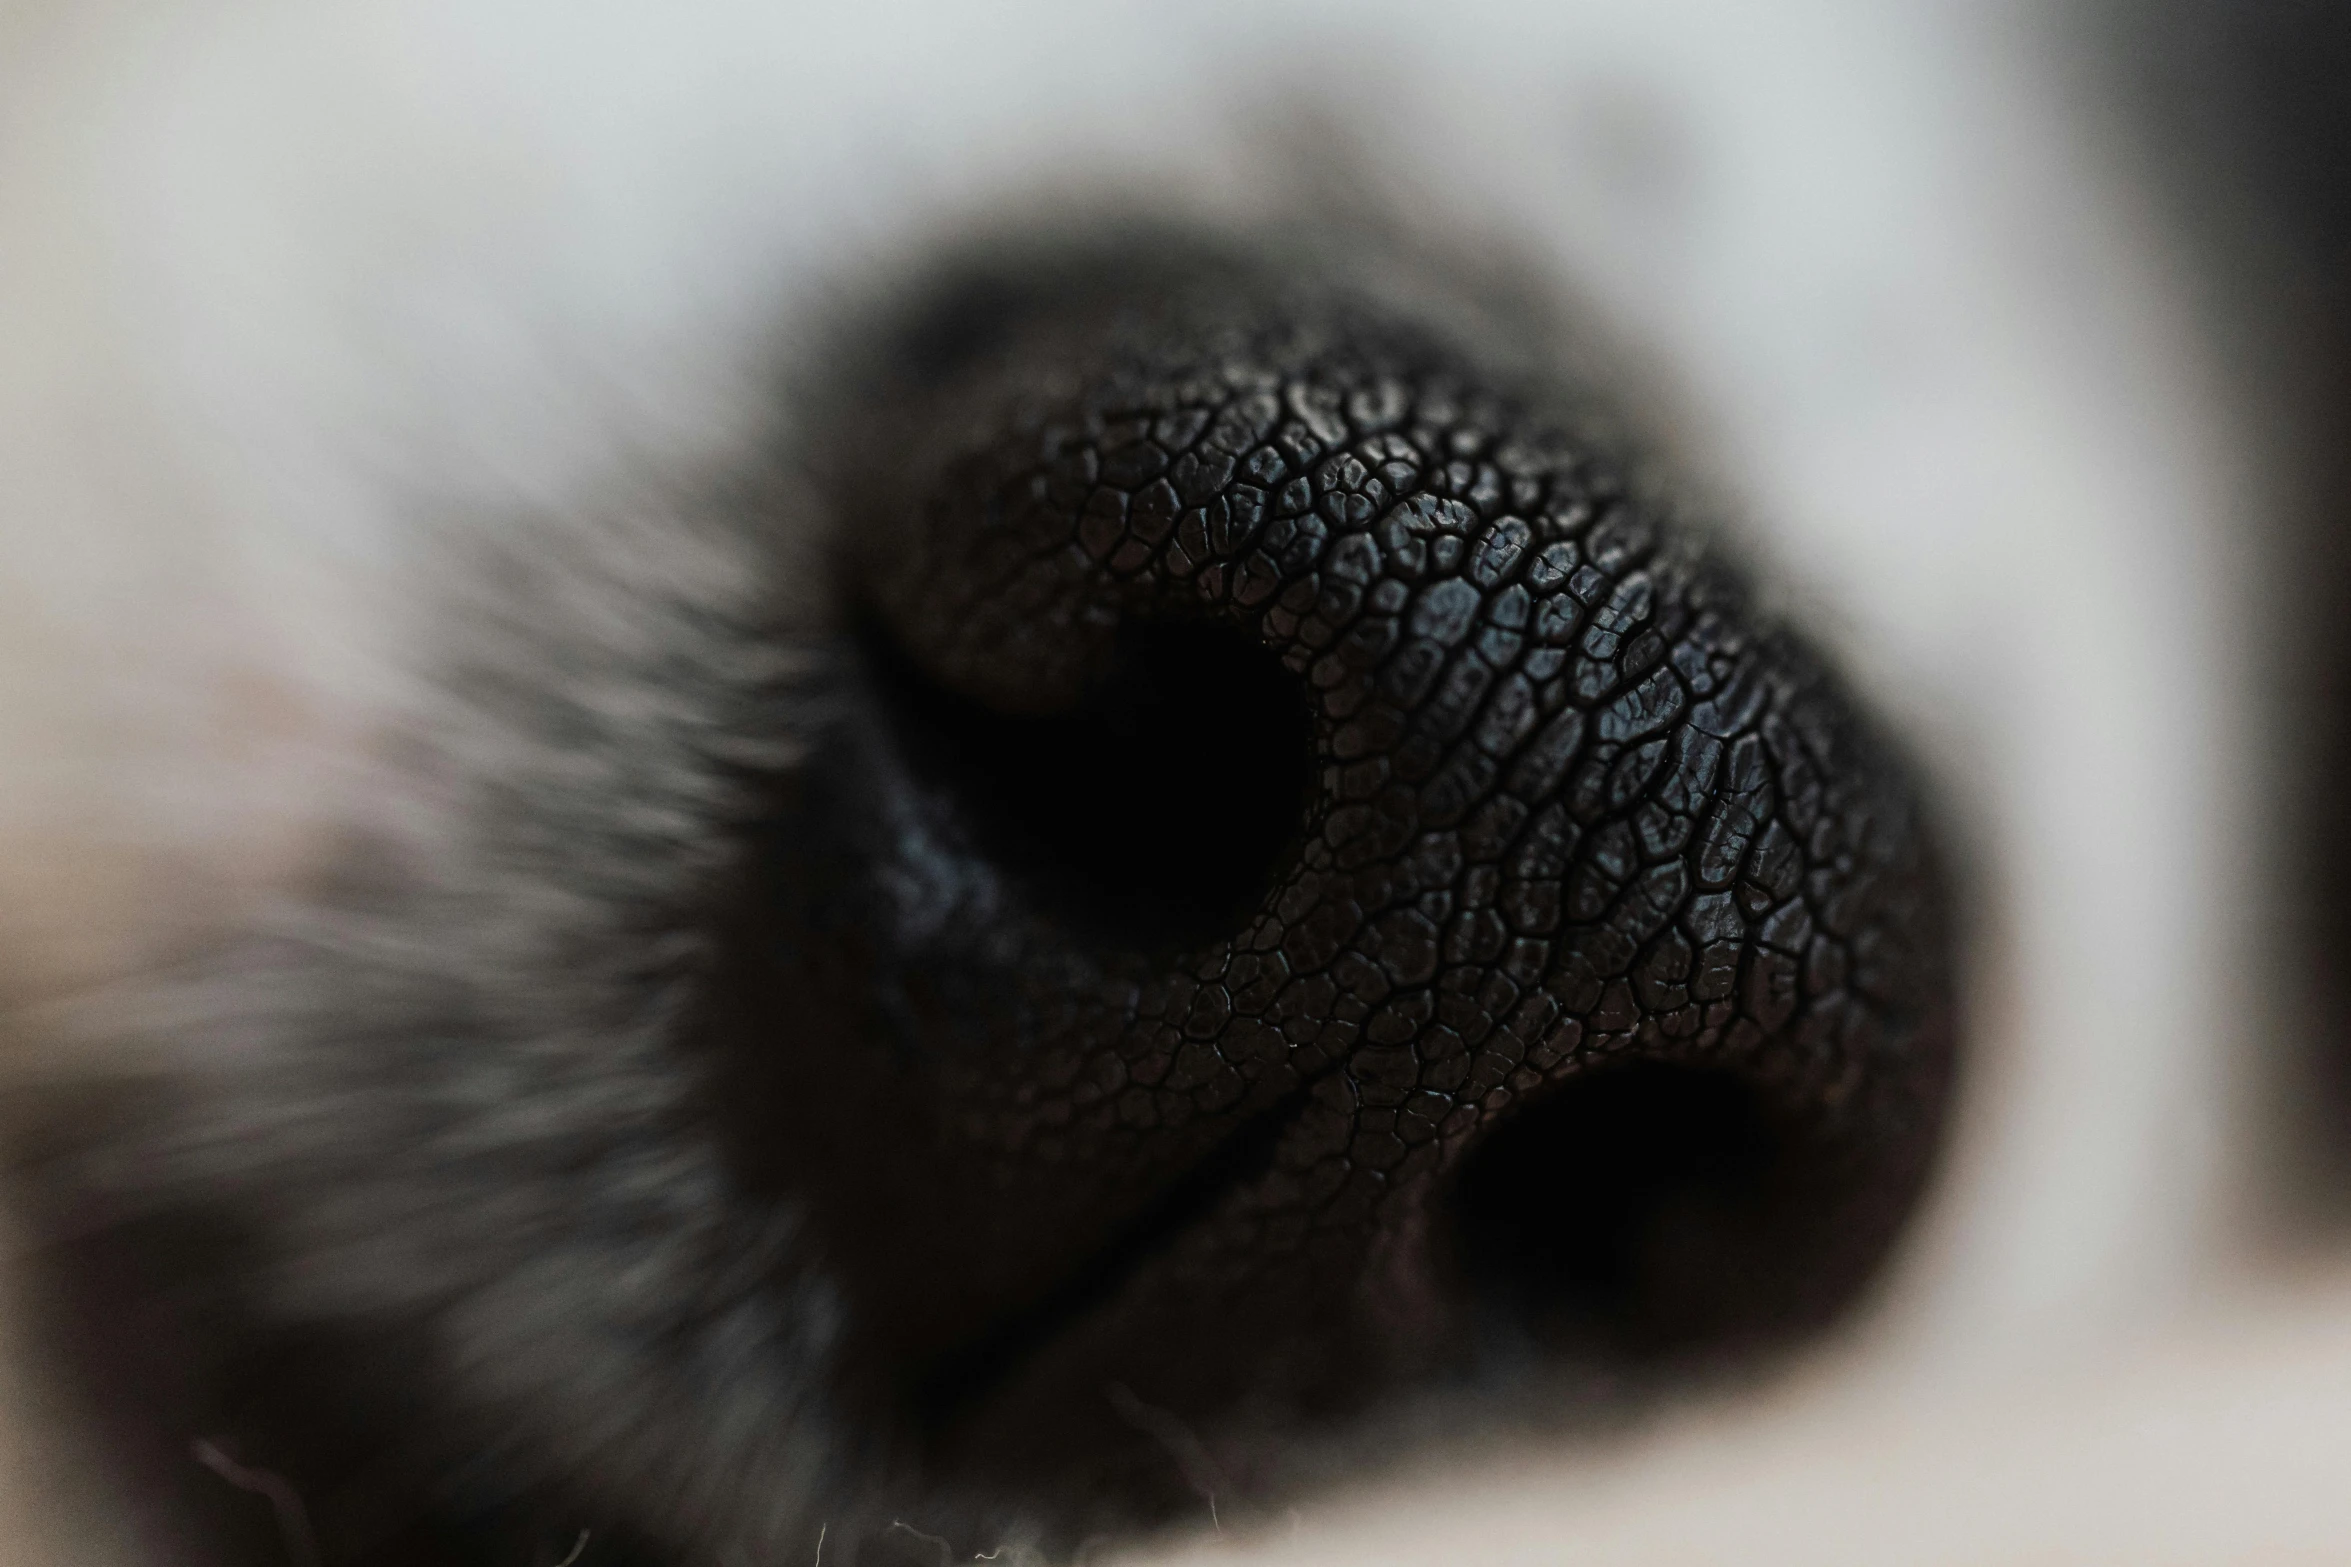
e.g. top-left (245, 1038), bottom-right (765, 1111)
top-left (1449, 1060), bottom-right (1843, 1362)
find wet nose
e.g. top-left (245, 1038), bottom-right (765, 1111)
top-left (708, 244), bottom-right (1955, 1536)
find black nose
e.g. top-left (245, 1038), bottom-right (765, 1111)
top-left (708, 243), bottom-right (1956, 1540)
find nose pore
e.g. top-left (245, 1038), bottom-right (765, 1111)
top-left (732, 254), bottom-right (1954, 1523)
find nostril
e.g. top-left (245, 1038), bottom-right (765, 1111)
top-left (860, 613), bottom-right (1316, 951)
top-left (1448, 1062), bottom-right (1832, 1362)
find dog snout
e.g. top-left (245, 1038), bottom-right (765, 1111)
top-left (703, 244), bottom-right (1959, 1537)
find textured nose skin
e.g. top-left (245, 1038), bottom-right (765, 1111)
top-left (717, 251), bottom-right (1954, 1528)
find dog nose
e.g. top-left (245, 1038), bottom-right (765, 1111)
top-left (711, 244), bottom-right (1956, 1539)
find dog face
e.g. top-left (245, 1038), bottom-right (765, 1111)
top-left (0, 3), bottom-right (2335, 1563)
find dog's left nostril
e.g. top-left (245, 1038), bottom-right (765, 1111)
top-left (860, 613), bottom-right (1315, 951)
